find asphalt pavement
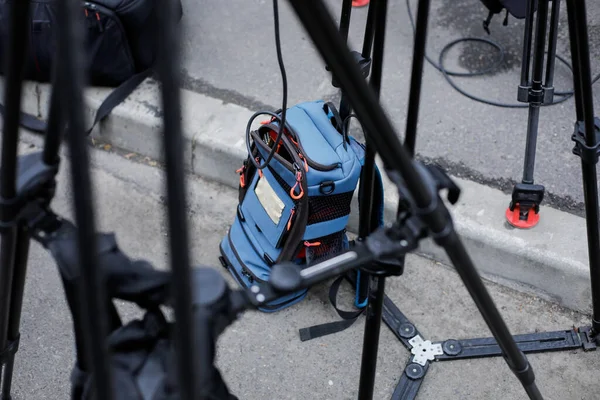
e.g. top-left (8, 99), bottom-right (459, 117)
top-left (6, 138), bottom-right (600, 400)
top-left (182, 0), bottom-right (600, 216)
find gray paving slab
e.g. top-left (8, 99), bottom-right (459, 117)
top-left (6, 140), bottom-right (599, 400)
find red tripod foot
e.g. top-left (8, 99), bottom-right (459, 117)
top-left (505, 204), bottom-right (540, 229)
top-left (352, 0), bottom-right (370, 7)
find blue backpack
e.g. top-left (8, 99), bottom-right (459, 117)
top-left (219, 100), bottom-right (384, 313)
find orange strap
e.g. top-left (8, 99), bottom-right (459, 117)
top-left (287, 208), bottom-right (296, 231)
top-left (304, 241), bottom-right (322, 247)
top-left (236, 165), bottom-right (246, 188)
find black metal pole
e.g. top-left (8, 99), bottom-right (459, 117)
top-left (361, 0), bottom-right (377, 60)
top-left (356, 0), bottom-right (387, 396)
top-left (565, 0), bottom-right (600, 336)
top-left (155, 1), bottom-right (199, 398)
top-left (565, 1), bottom-right (583, 122)
top-left (1, 227), bottom-right (30, 398)
top-left (339, 0), bottom-right (352, 42)
top-left (0, 0), bottom-right (32, 365)
top-left (520, 0), bottom-right (536, 87)
top-left (42, 81), bottom-right (65, 166)
top-left (403, 0), bottom-right (431, 156)
top-left (337, 0), bottom-right (355, 120)
top-left (521, 107), bottom-right (540, 184)
top-left (521, 0), bottom-right (549, 184)
top-left (286, 1), bottom-right (543, 398)
top-left (544, 0), bottom-right (560, 88)
top-left (355, 0), bottom-right (381, 316)
top-left (358, 276), bottom-right (386, 399)
top-left (55, 0), bottom-right (113, 397)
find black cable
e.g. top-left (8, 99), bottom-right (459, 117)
top-left (246, 0), bottom-right (289, 170)
top-left (405, 0), bottom-right (600, 108)
top-left (342, 113), bottom-right (366, 142)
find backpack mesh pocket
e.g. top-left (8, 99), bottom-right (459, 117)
top-left (306, 230), bottom-right (347, 265)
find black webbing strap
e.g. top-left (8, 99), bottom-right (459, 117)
top-left (85, 68), bottom-right (153, 135)
top-left (299, 275), bottom-right (365, 341)
top-left (0, 68), bottom-right (153, 135)
top-left (0, 104), bottom-right (47, 132)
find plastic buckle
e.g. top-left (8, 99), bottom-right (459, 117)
top-left (506, 183), bottom-right (545, 229)
top-left (571, 118), bottom-right (600, 165)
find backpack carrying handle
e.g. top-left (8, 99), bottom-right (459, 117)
top-left (244, 110), bottom-right (297, 170)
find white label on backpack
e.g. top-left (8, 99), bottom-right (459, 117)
top-left (255, 177), bottom-right (285, 224)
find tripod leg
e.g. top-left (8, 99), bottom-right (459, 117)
top-left (544, 0), bottom-right (561, 89)
top-left (522, 0), bottom-right (549, 186)
top-left (1, 226), bottom-right (30, 400)
top-left (508, 0), bottom-right (549, 229)
top-left (286, 0), bottom-right (543, 397)
top-left (441, 231), bottom-right (543, 399)
top-left (0, 0), bottom-right (31, 386)
top-left (522, 107), bottom-right (541, 185)
top-left (338, 0), bottom-right (353, 119)
top-left (358, 276), bottom-right (386, 400)
top-left (519, 0), bottom-right (535, 88)
top-left (356, 0), bottom-right (387, 311)
top-left (565, 0), bottom-right (600, 338)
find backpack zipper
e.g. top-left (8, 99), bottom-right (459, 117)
top-left (227, 233), bottom-right (266, 284)
top-left (83, 2), bottom-right (135, 64)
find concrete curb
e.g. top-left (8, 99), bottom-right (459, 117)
top-left (18, 78), bottom-right (594, 315)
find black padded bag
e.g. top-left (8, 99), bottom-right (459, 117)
top-left (0, 0), bottom-right (183, 134)
top-left (480, 0), bottom-right (535, 34)
top-left (481, 0), bottom-right (533, 19)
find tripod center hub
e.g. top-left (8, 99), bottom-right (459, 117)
top-left (409, 335), bottom-right (444, 366)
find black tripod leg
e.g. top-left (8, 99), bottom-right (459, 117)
top-left (565, 0), bottom-right (600, 338)
top-left (522, 0), bottom-right (549, 185)
top-left (441, 232), bottom-right (542, 399)
top-left (519, 0), bottom-right (535, 88)
top-left (287, 0), bottom-right (543, 398)
top-left (544, 0), bottom-right (561, 91)
top-left (0, 227), bottom-right (30, 400)
top-left (0, 0), bottom-right (32, 392)
top-left (508, 0), bottom-right (549, 229)
top-left (403, 0), bottom-right (431, 157)
top-left (356, 2), bottom-right (391, 398)
top-left (337, 0), bottom-right (353, 120)
top-left (356, 0), bottom-right (386, 311)
top-left (358, 276), bottom-right (386, 399)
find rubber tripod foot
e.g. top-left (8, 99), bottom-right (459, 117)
top-left (505, 204), bottom-right (540, 229)
top-left (352, 0), bottom-right (370, 7)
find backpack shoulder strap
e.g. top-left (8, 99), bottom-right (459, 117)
top-left (298, 137), bottom-right (385, 341)
top-left (1, 68), bottom-right (153, 135)
top-left (86, 68), bottom-right (153, 135)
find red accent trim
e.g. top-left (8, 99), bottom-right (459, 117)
top-left (505, 204), bottom-right (540, 229)
top-left (287, 208), bottom-right (295, 231)
top-left (290, 171), bottom-right (304, 200)
top-left (304, 241), bottom-right (322, 247)
top-left (352, 0), bottom-right (370, 7)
